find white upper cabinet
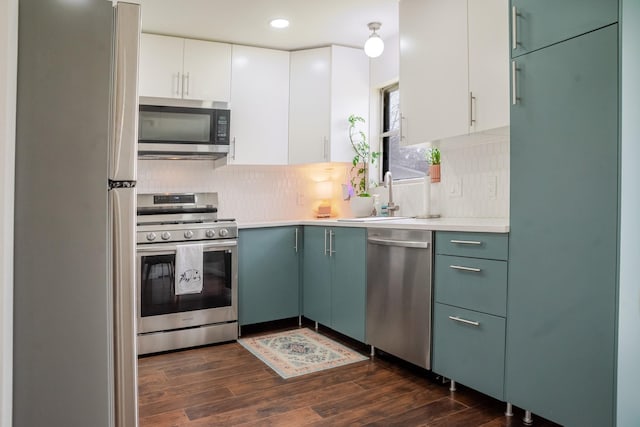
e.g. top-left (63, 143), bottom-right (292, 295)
top-left (399, 0), bottom-right (509, 145)
top-left (182, 39), bottom-right (232, 102)
top-left (400, 0), bottom-right (469, 146)
top-left (139, 34), bottom-right (184, 99)
top-left (228, 45), bottom-right (290, 165)
top-left (467, 0), bottom-right (509, 133)
top-left (289, 46), bottom-right (369, 165)
top-left (139, 33), bottom-right (231, 102)
top-left (288, 48), bottom-right (332, 164)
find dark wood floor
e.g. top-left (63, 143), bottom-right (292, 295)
top-left (138, 324), bottom-right (561, 426)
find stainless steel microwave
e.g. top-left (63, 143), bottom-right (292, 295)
top-left (138, 99), bottom-right (230, 160)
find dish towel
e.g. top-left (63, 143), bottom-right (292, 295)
top-left (175, 243), bottom-right (204, 295)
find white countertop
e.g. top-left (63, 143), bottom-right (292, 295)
top-left (238, 217), bottom-right (509, 233)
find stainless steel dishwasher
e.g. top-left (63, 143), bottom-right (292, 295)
top-left (366, 228), bottom-right (433, 369)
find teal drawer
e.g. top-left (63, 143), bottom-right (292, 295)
top-left (435, 255), bottom-right (507, 317)
top-left (432, 303), bottom-right (505, 401)
top-left (436, 232), bottom-right (508, 261)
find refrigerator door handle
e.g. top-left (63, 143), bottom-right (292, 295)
top-left (110, 187), bottom-right (139, 427)
top-left (109, 3), bottom-right (140, 182)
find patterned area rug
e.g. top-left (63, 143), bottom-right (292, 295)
top-left (238, 328), bottom-right (368, 379)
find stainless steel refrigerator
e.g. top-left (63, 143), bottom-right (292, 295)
top-left (14, 1), bottom-right (140, 426)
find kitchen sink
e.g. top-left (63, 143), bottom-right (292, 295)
top-left (336, 216), bottom-right (413, 222)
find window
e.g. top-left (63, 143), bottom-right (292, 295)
top-left (381, 84), bottom-right (430, 181)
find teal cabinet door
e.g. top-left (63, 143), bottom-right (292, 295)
top-left (238, 227), bottom-right (300, 326)
top-left (302, 226), bottom-right (367, 342)
top-left (331, 227), bottom-right (366, 342)
top-left (511, 0), bottom-right (618, 57)
top-left (302, 226), bottom-right (332, 326)
top-left (508, 26), bottom-right (618, 426)
top-left (435, 231), bottom-right (508, 261)
top-left (433, 303), bottom-right (506, 401)
top-left (434, 255), bottom-right (507, 317)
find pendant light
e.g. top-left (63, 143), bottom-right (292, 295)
top-left (364, 22), bottom-right (384, 58)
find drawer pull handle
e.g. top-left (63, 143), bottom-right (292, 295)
top-left (449, 316), bottom-right (480, 327)
top-left (449, 265), bottom-right (481, 273)
top-left (450, 239), bottom-right (482, 245)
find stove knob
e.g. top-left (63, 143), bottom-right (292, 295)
top-left (205, 229), bottom-right (215, 238)
top-left (146, 232), bottom-right (157, 242)
top-left (184, 230), bottom-right (194, 239)
top-left (219, 228), bottom-right (229, 237)
top-left (161, 231), bottom-right (171, 241)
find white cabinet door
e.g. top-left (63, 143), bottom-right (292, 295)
top-left (288, 48), bottom-right (331, 164)
top-left (139, 33), bottom-right (183, 99)
top-left (330, 46), bottom-right (370, 163)
top-left (400, 0), bottom-right (469, 145)
top-left (468, 0), bottom-right (509, 132)
top-left (183, 39), bottom-right (231, 102)
top-left (229, 45), bottom-right (290, 165)
top-left (289, 46), bottom-right (369, 165)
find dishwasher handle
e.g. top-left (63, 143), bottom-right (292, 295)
top-left (368, 236), bottom-right (430, 249)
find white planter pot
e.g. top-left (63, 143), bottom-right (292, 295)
top-left (350, 196), bottom-right (374, 217)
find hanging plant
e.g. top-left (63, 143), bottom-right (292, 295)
top-left (348, 114), bottom-right (380, 197)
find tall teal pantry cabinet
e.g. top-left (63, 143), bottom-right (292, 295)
top-left (507, 1), bottom-right (640, 425)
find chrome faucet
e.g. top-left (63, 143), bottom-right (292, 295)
top-left (383, 171), bottom-right (400, 216)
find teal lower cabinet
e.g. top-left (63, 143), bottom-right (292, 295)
top-left (302, 226), bottom-right (366, 342)
top-left (238, 227), bottom-right (301, 327)
top-left (432, 231), bottom-right (508, 401)
top-left (432, 304), bottom-right (506, 400)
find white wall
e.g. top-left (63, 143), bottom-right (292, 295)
top-left (370, 33), bottom-right (400, 90)
top-left (0, 0), bottom-right (17, 426)
top-left (618, 1), bottom-right (640, 425)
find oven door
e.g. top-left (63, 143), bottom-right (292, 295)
top-left (136, 240), bottom-right (238, 334)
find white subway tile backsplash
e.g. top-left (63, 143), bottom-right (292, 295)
top-left (379, 132), bottom-right (510, 219)
top-left (137, 160), bottom-right (352, 222)
top-left (137, 132), bottom-right (509, 221)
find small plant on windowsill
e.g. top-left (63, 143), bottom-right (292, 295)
top-left (427, 147), bottom-right (441, 183)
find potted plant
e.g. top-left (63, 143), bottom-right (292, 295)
top-left (347, 114), bottom-right (380, 216)
top-left (427, 147), bottom-right (441, 183)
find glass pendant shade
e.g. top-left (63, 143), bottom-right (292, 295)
top-left (364, 34), bottom-right (384, 58)
top-left (364, 22), bottom-right (384, 58)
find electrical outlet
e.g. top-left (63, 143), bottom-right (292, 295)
top-left (296, 192), bottom-right (305, 206)
top-left (449, 178), bottom-right (462, 198)
top-left (487, 175), bottom-right (498, 199)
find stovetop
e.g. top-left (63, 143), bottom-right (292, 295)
top-left (136, 192), bottom-right (237, 244)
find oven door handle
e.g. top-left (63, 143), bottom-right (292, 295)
top-left (136, 240), bottom-right (237, 253)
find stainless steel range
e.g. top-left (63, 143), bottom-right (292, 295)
top-left (136, 192), bottom-right (238, 355)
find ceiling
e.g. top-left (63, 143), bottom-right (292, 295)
top-left (138, 0), bottom-right (399, 51)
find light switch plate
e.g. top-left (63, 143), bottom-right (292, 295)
top-left (449, 178), bottom-right (462, 198)
top-left (487, 175), bottom-right (498, 199)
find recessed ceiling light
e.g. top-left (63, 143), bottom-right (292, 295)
top-left (270, 18), bottom-right (290, 29)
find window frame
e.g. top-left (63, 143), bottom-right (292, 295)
top-left (379, 83), bottom-right (429, 183)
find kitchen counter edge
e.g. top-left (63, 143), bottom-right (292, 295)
top-left (238, 218), bottom-right (509, 233)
